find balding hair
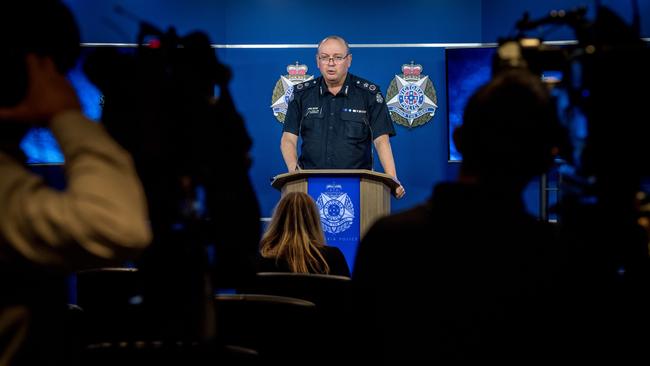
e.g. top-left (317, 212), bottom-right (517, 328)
top-left (317, 35), bottom-right (350, 55)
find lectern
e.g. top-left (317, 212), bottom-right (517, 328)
top-left (271, 169), bottom-right (399, 269)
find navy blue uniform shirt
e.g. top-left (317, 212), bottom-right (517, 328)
top-left (283, 73), bottom-right (395, 169)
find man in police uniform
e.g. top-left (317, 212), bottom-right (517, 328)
top-left (281, 35), bottom-right (405, 198)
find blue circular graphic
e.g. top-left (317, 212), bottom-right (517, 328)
top-left (398, 84), bottom-right (424, 112)
top-left (327, 203), bottom-right (341, 217)
top-left (324, 200), bottom-right (344, 220)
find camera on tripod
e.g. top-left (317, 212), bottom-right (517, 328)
top-left (81, 20), bottom-right (262, 341)
top-left (492, 4), bottom-right (650, 266)
top-left (493, 5), bottom-right (650, 186)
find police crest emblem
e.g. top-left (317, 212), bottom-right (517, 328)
top-left (316, 184), bottom-right (355, 234)
top-left (270, 62), bottom-right (314, 123)
top-left (386, 61), bottom-right (438, 128)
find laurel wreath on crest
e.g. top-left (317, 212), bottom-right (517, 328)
top-left (271, 79), bottom-right (290, 123)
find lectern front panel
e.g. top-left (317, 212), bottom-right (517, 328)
top-left (308, 176), bottom-right (361, 270)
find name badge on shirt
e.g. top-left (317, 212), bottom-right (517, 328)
top-left (306, 107), bottom-right (321, 116)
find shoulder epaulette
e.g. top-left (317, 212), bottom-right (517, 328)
top-left (353, 77), bottom-right (380, 94)
top-left (293, 78), bottom-right (319, 92)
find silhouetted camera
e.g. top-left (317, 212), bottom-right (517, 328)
top-left (84, 21), bottom-right (261, 340)
top-left (494, 5), bottom-right (650, 274)
top-left (84, 24), bottom-right (250, 233)
top-left (494, 5), bottom-right (650, 182)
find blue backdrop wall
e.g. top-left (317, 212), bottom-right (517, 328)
top-left (61, 0), bottom-right (650, 218)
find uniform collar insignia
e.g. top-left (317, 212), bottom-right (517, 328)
top-left (319, 74), bottom-right (351, 96)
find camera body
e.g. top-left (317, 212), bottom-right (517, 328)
top-left (494, 6), bottom-right (650, 182)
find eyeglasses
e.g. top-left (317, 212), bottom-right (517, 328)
top-left (318, 54), bottom-right (349, 64)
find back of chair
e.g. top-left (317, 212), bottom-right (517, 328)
top-left (253, 272), bottom-right (351, 310)
top-left (76, 268), bottom-right (261, 365)
top-left (76, 267), bottom-right (141, 310)
top-left (214, 294), bottom-right (317, 365)
top-left (75, 267), bottom-right (144, 342)
top-left (251, 272), bottom-right (354, 363)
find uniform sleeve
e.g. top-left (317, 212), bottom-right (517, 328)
top-left (368, 89), bottom-right (396, 138)
top-left (282, 93), bottom-right (302, 135)
top-left (0, 110), bottom-right (152, 269)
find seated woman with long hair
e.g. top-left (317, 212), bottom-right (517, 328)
top-left (259, 192), bottom-right (350, 276)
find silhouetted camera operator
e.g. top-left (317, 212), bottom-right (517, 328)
top-left (84, 16), bottom-right (261, 348)
top-left (497, 4), bottom-right (650, 362)
top-left (0, 2), bottom-right (151, 365)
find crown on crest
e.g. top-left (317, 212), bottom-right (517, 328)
top-left (287, 61), bottom-right (308, 80)
top-left (402, 61), bottom-right (422, 81)
top-left (325, 183), bottom-right (343, 192)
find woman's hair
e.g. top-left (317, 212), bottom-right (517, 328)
top-left (260, 192), bottom-right (330, 274)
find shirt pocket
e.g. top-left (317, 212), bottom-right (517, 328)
top-left (341, 112), bottom-right (369, 140)
top-left (301, 111), bottom-right (323, 136)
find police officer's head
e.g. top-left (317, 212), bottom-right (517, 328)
top-left (316, 35), bottom-right (352, 87)
top-left (453, 69), bottom-right (565, 190)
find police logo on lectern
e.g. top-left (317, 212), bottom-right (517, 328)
top-left (386, 61), bottom-right (438, 128)
top-left (316, 184), bottom-right (355, 234)
top-left (270, 62), bottom-right (314, 123)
